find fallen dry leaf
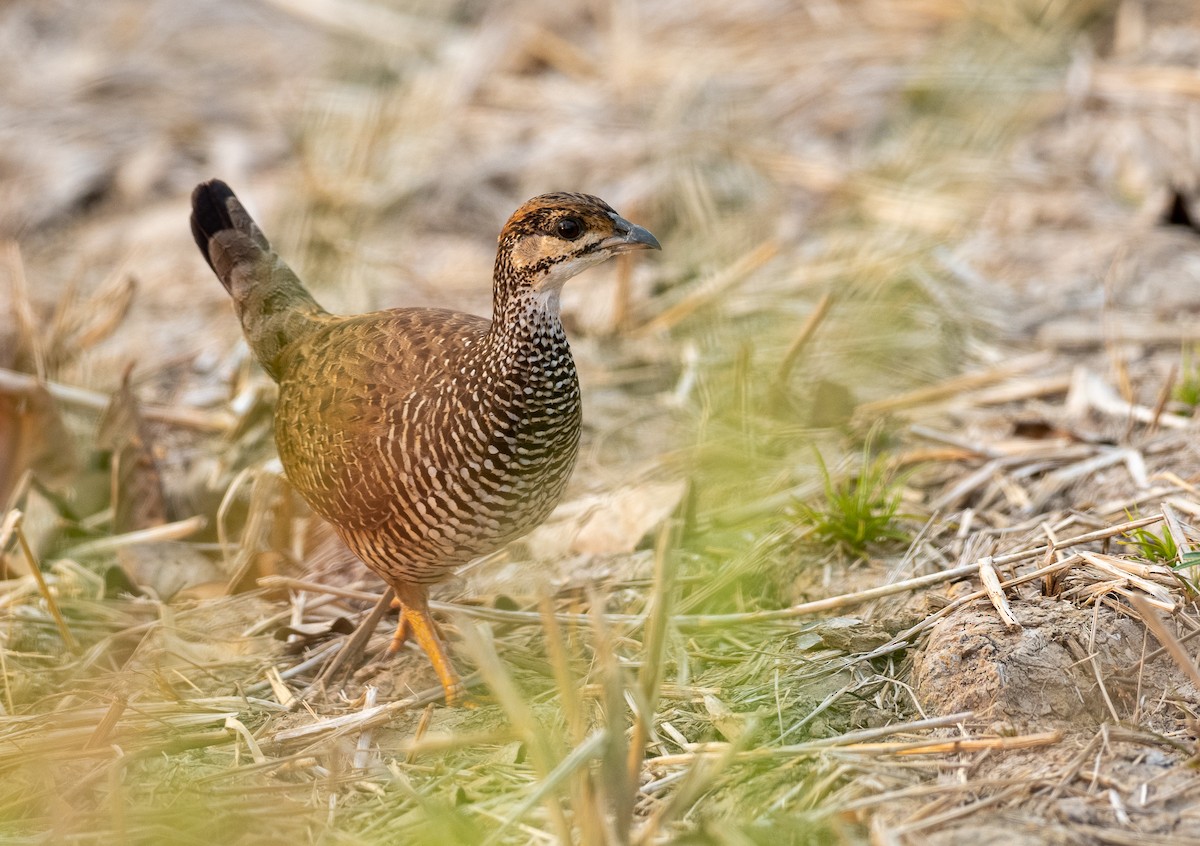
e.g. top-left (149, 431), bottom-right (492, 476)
top-left (117, 542), bottom-right (223, 602)
top-left (524, 479), bottom-right (687, 559)
top-left (97, 367), bottom-right (168, 532)
top-left (0, 379), bottom-right (77, 508)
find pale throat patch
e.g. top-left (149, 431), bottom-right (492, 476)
top-left (531, 286), bottom-right (561, 313)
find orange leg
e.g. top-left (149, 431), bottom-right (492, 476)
top-left (386, 597), bottom-right (412, 654)
top-left (388, 582), bottom-right (464, 706)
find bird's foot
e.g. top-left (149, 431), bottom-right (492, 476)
top-left (389, 584), bottom-right (468, 707)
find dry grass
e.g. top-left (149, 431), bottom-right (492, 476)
top-left (4, 0), bottom-right (1200, 843)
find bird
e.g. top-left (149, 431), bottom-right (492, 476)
top-left (189, 179), bottom-right (660, 704)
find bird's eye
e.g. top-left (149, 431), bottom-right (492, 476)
top-left (556, 217), bottom-right (583, 240)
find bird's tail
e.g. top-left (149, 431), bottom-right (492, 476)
top-left (190, 179), bottom-right (328, 381)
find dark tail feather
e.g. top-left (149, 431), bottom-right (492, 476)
top-left (190, 179), bottom-right (271, 288)
top-left (190, 180), bottom-right (238, 278)
top-left (188, 179), bottom-right (328, 380)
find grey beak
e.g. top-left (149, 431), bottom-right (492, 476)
top-left (601, 215), bottom-right (662, 253)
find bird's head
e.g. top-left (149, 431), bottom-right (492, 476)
top-left (496, 193), bottom-right (660, 301)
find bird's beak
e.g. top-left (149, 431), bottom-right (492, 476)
top-left (601, 215), bottom-right (662, 253)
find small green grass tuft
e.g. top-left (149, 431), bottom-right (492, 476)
top-left (1174, 347), bottom-right (1200, 408)
top-left (1120, 516), bottom-right (1178, 564)
top-left (794, 442), bottom-right (910, 559)
top-left (1173, 550), bottom-right (1200, 596)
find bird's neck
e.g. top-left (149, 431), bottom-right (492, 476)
top-left (490, 252), bottom-right (563, 338)
top-left (488, 286), bottom-right (569, 361)
top-left (484, 271), bottom-right (581, 442)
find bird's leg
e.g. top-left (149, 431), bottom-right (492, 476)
top-left (386, 596), bottom-right (447, 652)
top-left (391, 582), bottom-right (464, 706)
top-left (386, 596), bottom-right (413, 654)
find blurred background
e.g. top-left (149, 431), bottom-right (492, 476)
top-left (3, 0), bottom-right (1200, 843)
